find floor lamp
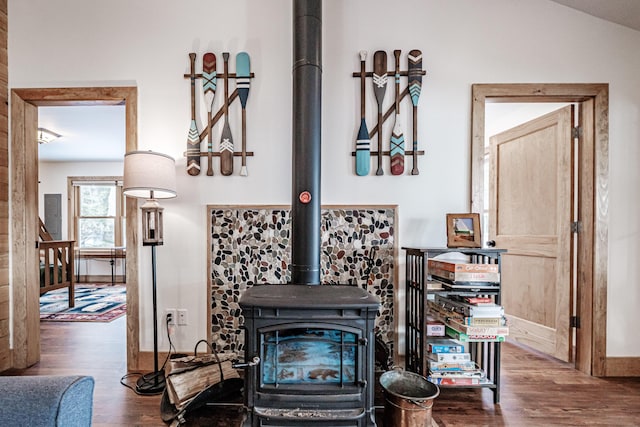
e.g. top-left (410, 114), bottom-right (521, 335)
top-left (123, 150), bottom-right (177, 395)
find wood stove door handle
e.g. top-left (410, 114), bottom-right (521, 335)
top-left (357, 337), bottom-right (369, 387)
top-left (232, 356), bottom-right (260, 369)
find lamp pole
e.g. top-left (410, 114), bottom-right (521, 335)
top-left (151, 243), bottom-right (160, 379)
top-left (135, 237), bottom-right (166, 394)
top-left (149, 190), bottom-right (160, 379)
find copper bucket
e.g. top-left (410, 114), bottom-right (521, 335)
top-left (379, 369), bottom-right (439, 427)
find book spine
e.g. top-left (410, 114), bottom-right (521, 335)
top-left (427, 352), bottom-right (471, 362)
top-left (448, 320), bottom-right (509, 336)
top-left (430, 267), bottom-right (500, 283)
top-left (426, 321), bottom-right (446, 336)
top-left (468, 305), bottom-right (504, 318)
top-left (428, 377), bottom-right (482, 385)
top-left (428, 343), bottom-right (465, 353)
top-left (429, 360), bottom-right (477, 371)
top-left (428, 259), bottom-right (499, 273)
top-left (464, 317), bottom-right (505, 326)
top-left (429, 370), bottom-right (484, 378)
top-left (445, 325), bottom-right (506, 342)
top-left (465, 297), bottom-right (494, 305)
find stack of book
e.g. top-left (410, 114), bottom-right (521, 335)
top-left (428, 258), bottom-right (499, 289)
top-left (430, 294), bottom-right (508, 342)
top-left (426, 339), bottom-right (487, 385)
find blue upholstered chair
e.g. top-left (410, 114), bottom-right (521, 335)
top-left (0, 375), bottom-right (94, 426)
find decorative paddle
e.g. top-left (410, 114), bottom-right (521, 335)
top-left (355, 51), bottom-right (371, 176)
top-left (408, 49), bottom-right (423, 175)
top-left (186, 53), bottom-right (201, 176)
top-left (390, 50), bottom-right (405, 175)
top-left (372, 50), bottom-right (388, 176)
top-left (202, 52), bottom-right (217, 176)
top-left (236, 52), bottom-right (251, 177)
top-left (220, 52), bottom-right (234, 176)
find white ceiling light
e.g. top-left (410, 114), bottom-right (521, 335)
top-left (37, 127), bottom-right (62, 144)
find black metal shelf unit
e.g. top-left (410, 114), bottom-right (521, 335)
top-left (403, 247), bottom-right (506, 403)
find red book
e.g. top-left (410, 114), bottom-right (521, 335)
top-left (464, 297), bottom-right (494, 306)
top-left (429, 377), bottom-right (483, 385)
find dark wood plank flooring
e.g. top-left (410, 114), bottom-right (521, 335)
top-left (3, 317), bottom-right (640, 426)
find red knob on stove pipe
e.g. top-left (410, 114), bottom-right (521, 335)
top-left (299, 191), bottom-right (312, 204)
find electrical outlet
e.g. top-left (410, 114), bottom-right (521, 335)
top-left (166, 308), bottom-right (177, 325)
top-left (177, 309), bottom-right (188, 326)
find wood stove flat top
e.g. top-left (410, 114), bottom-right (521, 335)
top-left (239, 284), bottom-right (380, 309)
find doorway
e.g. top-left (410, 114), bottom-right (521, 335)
top-left (470, 83), bottom-right (609, 376)
top-left (39, 104), bottom-right (126, 283)
top-left (10, 87), bottom-right (141, 371)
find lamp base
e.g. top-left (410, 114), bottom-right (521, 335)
top-left (136, 370), bottom-right (166, 395)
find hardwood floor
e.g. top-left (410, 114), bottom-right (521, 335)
top-left (3, 318), bottom-right (640, 426)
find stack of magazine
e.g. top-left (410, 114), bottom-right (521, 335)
top-left (424, 254), bottom-right (505, 386)
top-left (429, 294), bottom-right (508, 342)
top-left (426, 339), bottom-right (489, 385)
top-left (428, 258), bottom-right (500, 290)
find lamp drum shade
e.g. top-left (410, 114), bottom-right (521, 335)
top-left (123, 151), bottom-right (177, 199)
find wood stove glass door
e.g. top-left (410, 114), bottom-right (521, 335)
top-left (261, 326), bottom-right (359, 387)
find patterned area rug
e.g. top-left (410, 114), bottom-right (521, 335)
top-left (40, 284), bottom-right (126, 322)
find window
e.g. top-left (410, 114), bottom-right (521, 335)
top-left (69, 177), bottom-right (125, 249)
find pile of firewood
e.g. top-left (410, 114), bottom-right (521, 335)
top-left (165, 352), bottom-right (240, 410)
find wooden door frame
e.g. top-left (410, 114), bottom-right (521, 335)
top-left (10, 87), bottom-right (140, 371)
top-left (470, 83), bottom-right (608, 376)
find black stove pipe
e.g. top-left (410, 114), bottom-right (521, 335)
top-left (290, 0), bottom-right (322, 285)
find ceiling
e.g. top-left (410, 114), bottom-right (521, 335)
top-left (550, 0), bottom-right (640, 32)
top-left (35, 1), bottom-right (638, 163)
top-left (38, 105), bottom-right (126, 162)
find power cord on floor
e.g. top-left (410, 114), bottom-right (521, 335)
top-left (161, 314), bottom-right (177, 371)
top-left (120, 313), bottom-right (176, 395)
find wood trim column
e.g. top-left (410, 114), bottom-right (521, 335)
top-left (0, 0), bottom-right (9, 372)
top-left (9, 86), bottom-right (139, 371)
top-left (124, 88), bottom-right (140, 371)
top-left (10, 92), bottom-right (40, 367)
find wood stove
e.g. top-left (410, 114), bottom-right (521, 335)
top-left (238, 1), bottom-right (380, 425)
top-left (240, 285), bottom-right (379, 426)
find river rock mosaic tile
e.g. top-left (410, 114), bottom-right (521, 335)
top-left (208, 206), bottom-right (396, 356)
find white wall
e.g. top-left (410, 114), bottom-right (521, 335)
top-left (9, 0), bottom-right (640, 357)
top-left (38, 161), bottom-right (124, 277)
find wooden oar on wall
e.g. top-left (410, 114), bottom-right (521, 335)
top-left (236, 52), bottom-right (251, 177)
top-left (186, 53), bottom-right (201, 176)
top-left (355, 51), bottom-right (371, 176)
top-left (390, 49), bottom-right (405, 175)
top-left (372, 50), bottom-right (388, 176)
top-left (202, 52), bottom-right (217, 176)
top-left (219, 52), bottom-right (234, 176)
top-left (408, 49), bottom-right (423, 175)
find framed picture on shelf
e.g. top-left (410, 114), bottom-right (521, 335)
top-left (446, 213), bottom-right (481, 248)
